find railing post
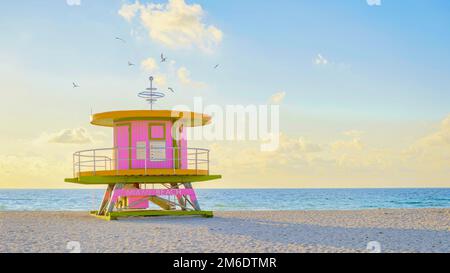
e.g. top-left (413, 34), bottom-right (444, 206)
top-left (71, 146), bottom-right (210, 178)
top-left (78, 153), bottom-right (81, 178)
top-left (114, 147), bottom-right (119, 175)
top-left (73, 153), bottom-right (75, 178)
top-left (173, 146), bottom-right (176, 174)
top-left (207, 150), bottom-right (210, 176)
top-left (195, 149), bottom-right (198, 175)
top-left (93, 150), bottom-right (96, 175)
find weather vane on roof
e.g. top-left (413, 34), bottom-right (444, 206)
top-left (138, 76), bottom-right (166, 110)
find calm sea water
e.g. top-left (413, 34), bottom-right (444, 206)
top-left (0, 188), bottom-right (449, 211)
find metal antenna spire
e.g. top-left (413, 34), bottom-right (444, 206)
top-left (138, 76), bottom-right (165, 110)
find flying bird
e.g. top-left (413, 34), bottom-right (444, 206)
top-left (160, 53), bottom-right (167, 63)
top-left (115, 37), bottom-right (126, 43)
top-left (214, 64), bottom-right (220, 69)
top-left (128, 61), bottom-right (135, 66)
top-left (72, 82), bottom-right (80, 88)
top-left (168, 87), bottom-right (175, 93)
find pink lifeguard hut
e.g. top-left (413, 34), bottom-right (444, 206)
top-left (65, 76), bottom-right (221, 220)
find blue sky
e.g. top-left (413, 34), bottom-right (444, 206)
top-left (2, 0), bottom-right (450, 121)
top-left (1, 0), bottom-right (450, 188)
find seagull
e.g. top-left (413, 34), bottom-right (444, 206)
top-left (73, 82), bottom-right (80, 88)
top-left (168, 87), bottom-right (175, 93)
top-left (214, 64), bottom-right (220, 69)
top-left (115, 37), bottom-right (126, 43)
top-left (128, 61), bottom-right (135, 66)
top-left (160, 53), bottom-right (167, 63)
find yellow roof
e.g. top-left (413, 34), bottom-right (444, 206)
top-left (90, 110), bottom-right (211, 127)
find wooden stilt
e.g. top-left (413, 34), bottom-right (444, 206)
top-left (97, 184), bottom-right (114, 216)
top-left (105, 183), bottom-right (124, 213)
top-left (171, 183), bottom-right (187, 210)
top-left (184, 183), bottom-right (201, 211)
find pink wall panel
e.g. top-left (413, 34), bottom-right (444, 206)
top-left (115, 125), bottom-right (130, 170)
top-left (127, 197), bottom-right (149, 209)
top-left (131, 121), bottom-right (148, 169)
top-left (180, 126), bottom-right (188, 169)
top-left (114, 120), bottom-right (191, 171)
top-left (147, 121), bottom-right (173, 169)
top-left (150, 125), bottom-right (165, 139)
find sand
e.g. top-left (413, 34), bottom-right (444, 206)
top-left (0, 209), bottom-right (449, 253)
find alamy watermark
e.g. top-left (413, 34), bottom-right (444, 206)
top-left (366, 241), bottom-right (382, 253)
top-left (171, 97), bottom-right (280, 152)
top-left (66, 241), bottom-right (81, 253)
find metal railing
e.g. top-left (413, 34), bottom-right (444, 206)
top-left (72, 147), bottom-right (210, 178)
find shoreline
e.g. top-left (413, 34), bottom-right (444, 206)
top-left (2, 206), bottom-right (450, 211)
top-left (1, 208), bottom-right (449, 253)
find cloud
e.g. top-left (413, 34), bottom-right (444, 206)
top-left (211, 133), bottom-right (323, 174)
top-left (270, 91), bottom-right (286, 104)
top-left (332, 130), bottom-right (365, 151)
top-left (154, 74), bottom-right (167, 87)
top-left (177, 66), bottom-right (206, 88)
top-left (314, 54), bottom-right (328, 65)
top-left (343, 130), bottom-right (364, 139)
top-left (118, 0), bottom-right (223, 52)
top-left (278, 134), bottom-right (323, 154)
top-left (0, 155), bottom-right (50, 176)
top-left (331, 138), bottom-right (364, 151)
top-left (0, 152), bottom-right (72, 188)
top-left (415, 115), bottom-right (450, 148)
top-left (66, 0), bottom-right (81, 6)
top-left (47, 128), bottom-right (93, 144)
top-left (118, 1), bottom-right (141, 21)
top-left (367, 0), bottom-right (381, 6)
top-left (141, 57), bottom-right (159, 73)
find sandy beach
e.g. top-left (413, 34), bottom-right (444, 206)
top-left (1, 209), bottom-right (449, 253)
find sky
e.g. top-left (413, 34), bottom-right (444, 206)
top-left (0, 0), bottom-right (449, 189)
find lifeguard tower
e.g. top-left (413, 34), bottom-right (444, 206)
top-left (65, 76), bottom-right (221, 220)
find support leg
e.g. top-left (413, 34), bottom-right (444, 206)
top-left (105, 183), bottom-right (124, 213)
top-left (171, 183), bottom-right (187, 210)
top-left (97, 184), bottom-right (114, 216)
top-left (184, 183), bottom-right (201, 211)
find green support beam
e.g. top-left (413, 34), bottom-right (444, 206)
top-left (90, 210), bottom-right (213, 221)
top-left (65, 175), bottom-right (222, 185)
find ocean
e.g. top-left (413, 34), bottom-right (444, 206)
top-left (0, 188), bottom-right (449, 211)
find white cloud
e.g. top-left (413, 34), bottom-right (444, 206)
top-left (416, 115), bottom-right (450, 148)
top-left (314, 54), bottom-right (328, 65)
top-left (270, 91), bottom-right (286, 104)
top-left (331, 138), bottom-right (364, 151)
top-left (154, 74), bottom-right (167, 87)
top-left (66, 0), bottom-right (81, 6)
top-left (140, 57), bottom-right (159, 73)
top-left (277, 134), bottom-right (322, 154)
top-left (367, 0), bottom-right (381, 6)
top-left (332, 130), bottom-right (365, 151)
top-left (343, 130), bottom-right (364, 139)
top-left (177, 66), bottom-right (206, 88)
top-left (210, 134), bottom-right (323, 175)
top-left (0, 154), bottom-right (50, 177)
top-left (118, 0), bottom-right (223, 52)
top-left (47, 128), bottom-right (93, 144)
top-left (118, 1), bottom-right (141, 21)
top-left (0, 152), bottom-right (72, 188)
